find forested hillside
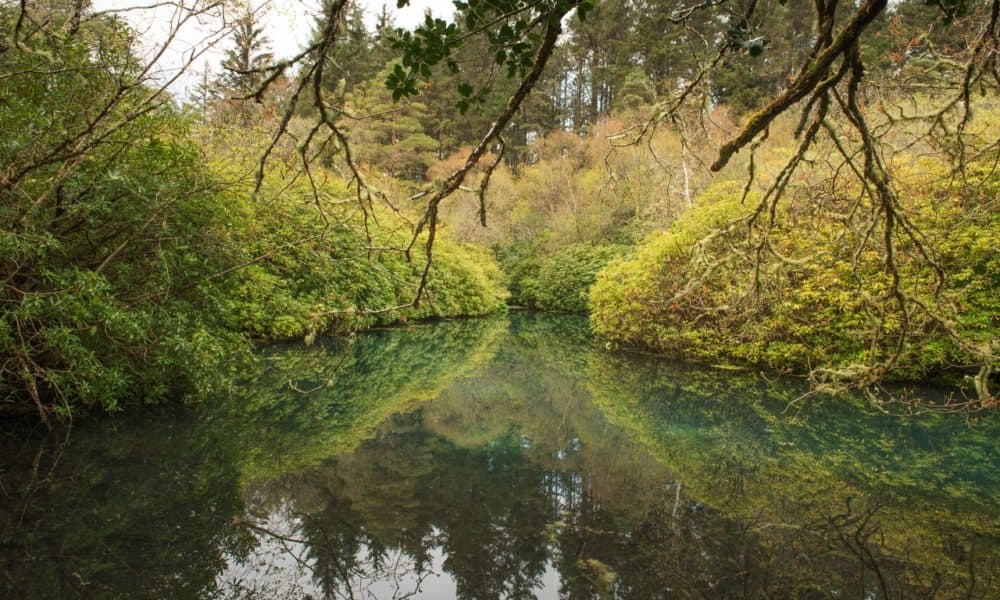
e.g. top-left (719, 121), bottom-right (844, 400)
top-left (1, 0), bottom-right (997, 420)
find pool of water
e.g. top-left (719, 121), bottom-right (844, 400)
top-left (1, 315), bottom-right (997, 598)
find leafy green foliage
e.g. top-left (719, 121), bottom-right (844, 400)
top-left (590, 167), bottom-right (1000, 384)
top-left (506, 243), bottom-right (626, 312)
top-left (447, 120), bottom-right (700, 312)
top-left (3, 0), bottom-right (995, 418)
top-left (0, 10), bottom-right (506, 417)
top-left (534, 244), bottom-right (627, 312)
top-left (176, 127), bottom-right (508, 343)
top-left (346, 64), bottom-right (440, 179)
top-left (497, 239), bottom-right (544, 307)
top-left (0, 14), bottom-right (248, 413)
top-left (387, 0), bottom-right (590, 105)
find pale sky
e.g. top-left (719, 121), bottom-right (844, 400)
top-left (259, 0), bottom-right (457, 60)
top-left (90, 0), bottom-right (456, 100)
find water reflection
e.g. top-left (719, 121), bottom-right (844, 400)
top-left (1, 315), bottom-right (997, 598)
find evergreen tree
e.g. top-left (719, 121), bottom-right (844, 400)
top-left (347, 63), bottom-right (438, 180)
top-left (629, 0), bottom-right (715, 97)
top-left (614, 67), bottom-right (655, 112)
top-left (219, 8), bottom-right (274, 98)
top-left (710, 0), bottom-right (816, 114)
top-left (371, 4), bottom-right (399, 69)
top-left (314, 2), bottom-right (378, 101)
top-left (563, 0), bottom-right (632, 128)
top-left (412, 4), bottom-right (568, 163)
top-left (188, 64), bottom-right (219, 117)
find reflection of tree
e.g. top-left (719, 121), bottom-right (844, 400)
top-left (281, 421), bottom-right (552, 599)
top-left (250, 314), bottom-right (998, 598)
top-left (238, 316), bottom-right (752, 596)
top-left (211, 317), bottom-right (505, 484)
top-left (0, 318), bottom-right (504, 598)
top-left (0, 415), bottom-right (251, 598)
top-left (5, 315), bottom-right (996, 598)
top-left (588, 351), bottom-right (1000, 597)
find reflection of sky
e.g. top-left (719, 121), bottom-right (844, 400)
top-left (217, 516), bottom-right (565, 599)
top-left (88, 0), bottom-right (456, 100)
top-left (361, 541), bottom-right (459, 599)
top-left (214, 500), bottom-right (324, 598)
top-left (216, 432), bottom-right (618, 599)
top-left (207, 369), bottom-right (656, 598)
top-left (216, 430), bottom-right (597, 598)
top-left (357, 551), bottom-right (560, 600)
top-left (3, 316), bottom-right (995, 598)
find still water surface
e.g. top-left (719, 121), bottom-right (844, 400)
top-left (1, 315), bottom-right (998, 598)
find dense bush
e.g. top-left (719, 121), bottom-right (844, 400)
top-left (532, 243), bottom-right (627, 312)
top-left (0, 14), bottom-right (506, 418)
top-left (0, 17), bottom-right (247, 415)
top-left (497, 238), bottom-right (546, 307)
top-left (591, 171), bottom-right (999, 386)
top-left (445, 118), bottom-right (710, 314)
top-left (202, 135), bottom-right (507, 341)
top-left (499, 241), bottom-right (625, 312)
top-left (225, 217), bottom-right (508, 341)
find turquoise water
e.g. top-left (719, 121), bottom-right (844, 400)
top-left (1, 315), bottom-right (997, 598)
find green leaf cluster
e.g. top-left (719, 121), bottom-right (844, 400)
top-left (199, 139), bottom-right (508, 341)
top-left (0, 15), bottom-right (247, 413)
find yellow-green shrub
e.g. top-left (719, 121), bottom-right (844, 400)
top-left (591, 168), bottom-right (999, 385)
top-left (532, 243), bottom-right (629, 313)
top-left (202, 141), bottom-right (507, 341)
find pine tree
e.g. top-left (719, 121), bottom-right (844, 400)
top-left (310, 1), bottom-right (378, 102)
top-left (615, 67), bottom-right (655, 112)
top-left (565, 0), bottom-right (632, 126)
top-left (372, 3), bottom-right (397, 63)
top-left (188, 64), bottom-right (219, 117)
top-left (710, 0), bottom-right (816, 114)
top-left (347, 63), bottom-right (438, 180)
top-left (219, 8), bottom-right (274, 98)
